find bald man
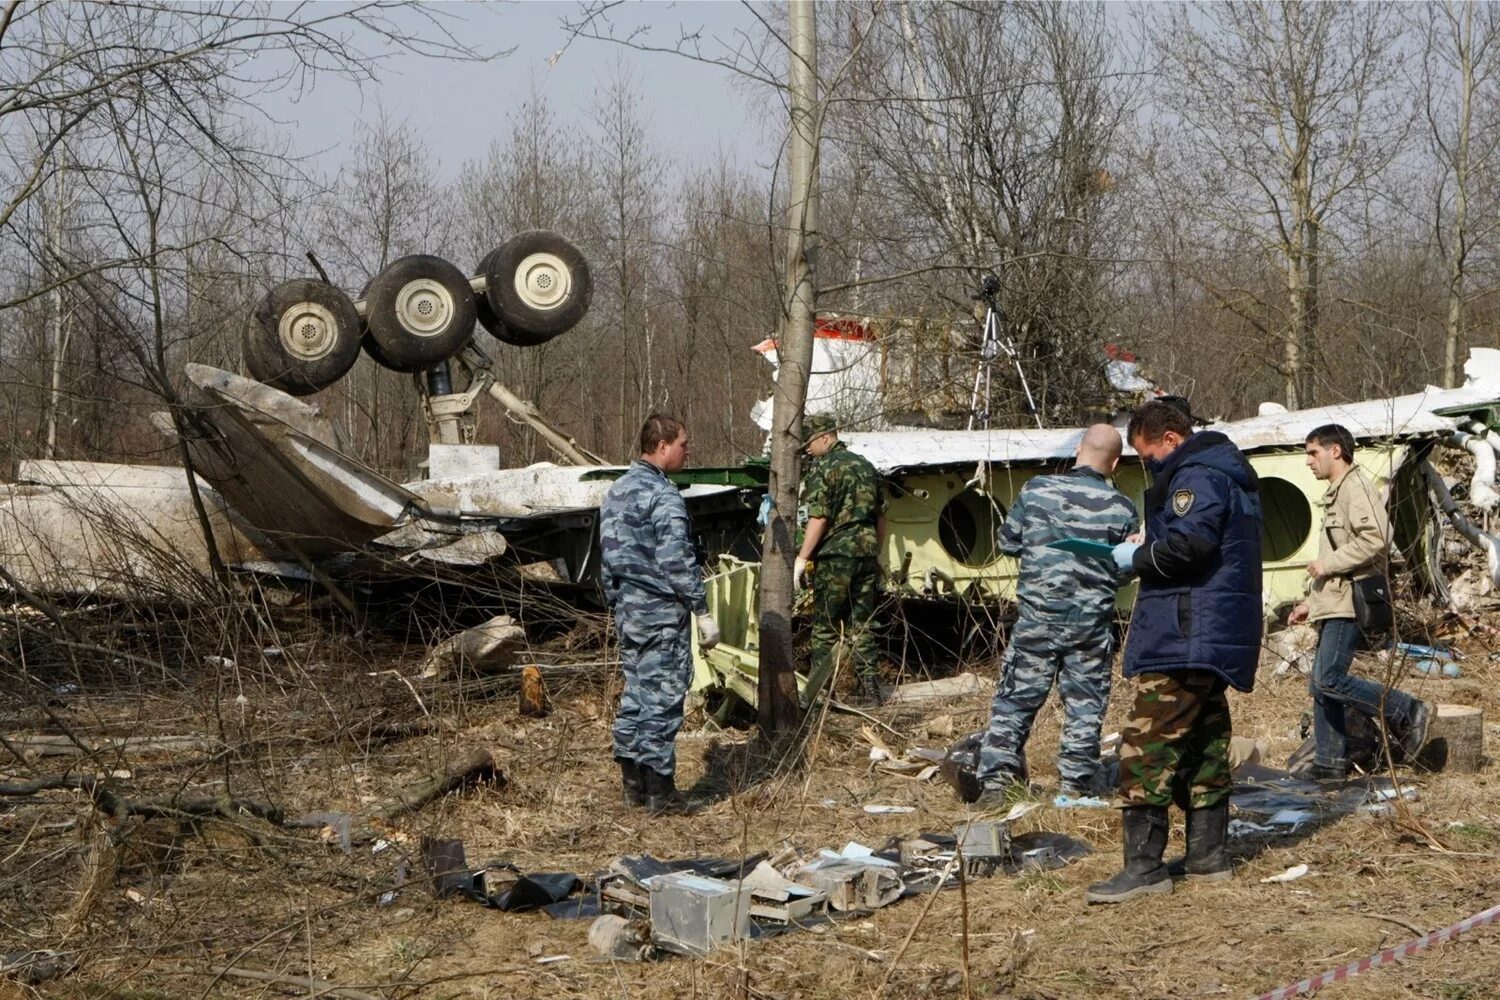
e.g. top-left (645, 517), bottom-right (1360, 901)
top-left (953, 424), bottom-right (1140, 805)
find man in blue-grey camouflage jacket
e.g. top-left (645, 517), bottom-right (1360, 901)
top-left (958, 424), bottom-right (1138, 805)
top-left (600, 414), bottom-right (721, 815)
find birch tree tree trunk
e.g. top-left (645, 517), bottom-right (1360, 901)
top-left (758, 0), bottom-right (819, 734)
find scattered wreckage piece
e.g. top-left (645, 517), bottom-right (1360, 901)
top-left (419, 836), bottom-right (578, 912)
top-left (425, 831), bottom-right (1091, 963)
top-left (0, 461), bottom-right (279, 601)
top-left (419, 616), bottom-right (527, 678)
top-left (647, 871), bottom-right (752, 956)
top-left (588, 914), bottom-right (654, 962)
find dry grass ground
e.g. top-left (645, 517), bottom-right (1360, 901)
top-left (4, 607), bottom-right (1500, 1000)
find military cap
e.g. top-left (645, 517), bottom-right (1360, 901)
top-left (801, 413), bottom-right (839, 445)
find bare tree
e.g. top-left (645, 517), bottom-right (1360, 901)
top-left (823, 2), bottom-right (1141, 425)
top-left (1418, 0), bottom-right (1500, 386)
top-left (588, 61), bottom-right (667, 454)
top-left (1148, 1), bottom-right (1411, 408)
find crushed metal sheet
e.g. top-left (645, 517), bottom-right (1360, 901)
top-left (742, 861), bottom-right (827, 923)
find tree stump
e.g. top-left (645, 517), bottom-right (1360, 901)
top-left (1415, 704), bottom-right (1485, 773)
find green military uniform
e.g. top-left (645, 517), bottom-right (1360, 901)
top-left (801, 417), bottom-right (883, 699)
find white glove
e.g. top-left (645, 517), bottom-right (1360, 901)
top-left (794, 556), bottom-right (810, 589)
top-left (695, 613), bottom-right (721, 651)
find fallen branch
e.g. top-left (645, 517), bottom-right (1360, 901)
top-left (208, 965), bottom-right (382, 1000)
top-left (3, 733), bottom-right (222, 758)
top-left (369, 748), bottom-right (502, 821)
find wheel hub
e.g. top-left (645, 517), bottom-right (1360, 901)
top-left (278, 301), bottom-right (339, 361)
top-left (394, 278), bottom-right (454, 337)
top-left (513, 253), bottom-right (571, 311)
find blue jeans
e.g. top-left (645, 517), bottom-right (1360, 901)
top-left (1310, 617), bottom-right (1417, 769)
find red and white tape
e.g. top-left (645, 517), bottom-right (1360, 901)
top-left (1254, 902), bottom-right (1500, 1000)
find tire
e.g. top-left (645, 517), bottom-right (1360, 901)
top-left (360, 254), bottom-right (477, 373)
top-left (481, 230), bottom-right (592, 340)
top-left (244, 279), bottom-right (362, 395)
top-left (475, 247), bottom-right (553, 347)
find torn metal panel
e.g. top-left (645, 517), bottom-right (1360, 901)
top-left (794, 857), bottom-right (903, 911)
top-left (842, 382), bottom-right (1500, 474)
top-left (0, 461), bottom-right (280, 600)
top-left (741, 861), bottom-right (827, 923)
top-left (176, 364), bottom-right (419, 555)
top-left (953, 820), bottom-right (1010, 860)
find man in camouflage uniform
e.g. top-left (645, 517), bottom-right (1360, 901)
top-left (962, 424), bottom-right (1137, 805)
top-left (795, 414), bottom-right (886, 705)
top-left (601, 414), bottom-right (721, 815)
top-left (1087, 400), bottom-right (1263, 903)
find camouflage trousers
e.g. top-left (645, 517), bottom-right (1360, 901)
top-left (610, 589), bottom-right (693, 777)
top-left (976, 615), bottom-right (1114, 788)
top-left (807, 555), bottom-right (880, 698)
top-left (1115, 670), bottom-right (1232, 810)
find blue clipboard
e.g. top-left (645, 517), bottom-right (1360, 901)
top-left (1047, 537), bottom-right (1116, 558)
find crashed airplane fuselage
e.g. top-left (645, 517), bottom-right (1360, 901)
top-left (3, 343), bottom-right (1500, 670)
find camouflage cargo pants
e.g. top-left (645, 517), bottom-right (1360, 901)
top-left (807, 555), bottom-right (880, 698)
top-left (610, 589), bottom-right (693, 777)
top-left (976, 615), bottom-right (1114, 788)
top-left (1115, 670), bottom-right (1232, 810)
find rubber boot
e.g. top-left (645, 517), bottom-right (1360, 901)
top-left (1166, 800), bottom-right (1232, 881)
top-left (617, 757), bottom-right (645, 808)
top-left (1399, 700), bottom-right (1432, 763)
top-left (1085, 805), bottom-right (1173, 904)
top-left (643, 768), bottom-right (701, 816)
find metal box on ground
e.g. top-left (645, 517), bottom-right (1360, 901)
top-left (646, 872), bottom-right (751, 956)
top-left (953, 819), bottom-right (1010, 859)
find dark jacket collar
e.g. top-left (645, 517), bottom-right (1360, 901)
top-left (1143, 430), bottom-right (1258, 511)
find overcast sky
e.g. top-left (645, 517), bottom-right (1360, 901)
top-left (257, 1), bottom-right (770, 182)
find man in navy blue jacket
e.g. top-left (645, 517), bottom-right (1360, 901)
top-left (1087, 400), bottom-right (1263, 904)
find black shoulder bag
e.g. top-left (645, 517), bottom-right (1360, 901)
top-left (1323, 520), bottom-right (1392, 636)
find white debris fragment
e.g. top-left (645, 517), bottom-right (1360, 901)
top-left (1003, 801), bottom-right (1041, 823)
top-left (419, 615), bottom-right (526, 678)
top-left (1268, 809), bottom-right (1318, 830)
top-left (1261, 864), bottom-right (1310, 883)
top-left (862, 805), bottom-right (916, 815)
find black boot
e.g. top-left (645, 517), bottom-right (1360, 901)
top-left (1085, 806), bottom-right (1173, 904)
top-left (643, 768), bottom-right (700, 816)
top-left (1399, 700), bottom-right (1432, 763)
top-left (617, 757), bottom-right (645, 808)
top-left (1167, 800), bottom-right (1232, 881)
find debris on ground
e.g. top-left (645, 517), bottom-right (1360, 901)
top-left (420, 615), bottom-right (527, 678)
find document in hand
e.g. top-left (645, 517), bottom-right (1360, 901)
top-left (1047, 537), bottom-right (1116, 558)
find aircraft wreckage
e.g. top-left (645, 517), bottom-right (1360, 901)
top-left (4, 237), bottom-right (1500, 709)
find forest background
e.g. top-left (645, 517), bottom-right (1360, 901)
top-left (4, 0), bottom-right (1498, 482)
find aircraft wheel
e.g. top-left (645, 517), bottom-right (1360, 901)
top-left (480, 230), bottom-right (592, 342)
top-left (245, 279), bottom-right (362, 395)
top-left (361, 254), bottom-right (476, 373)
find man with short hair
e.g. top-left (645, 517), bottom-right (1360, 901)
top-left (1289, 423), bottom-right (1430, 780)
top-left (1087, 399), bottom-right (1263, 903)
top-left (961, 424), bottom-right (1138, 805)
top-left (796, 414), bottom-right (886, 705)
top-left (601, 414), bottom-right (721, 815)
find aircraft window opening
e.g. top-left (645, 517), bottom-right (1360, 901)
top-left (1259, 476), bottom-right (1313, 561)
top-left (938, 487), bottom-right (1006, 567)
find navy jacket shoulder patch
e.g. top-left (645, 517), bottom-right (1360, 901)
top-left (1172, 489), bottom-right (1194, 516)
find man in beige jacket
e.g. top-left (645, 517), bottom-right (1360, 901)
top-left (1289, 424), bottom-right (1431, 780)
